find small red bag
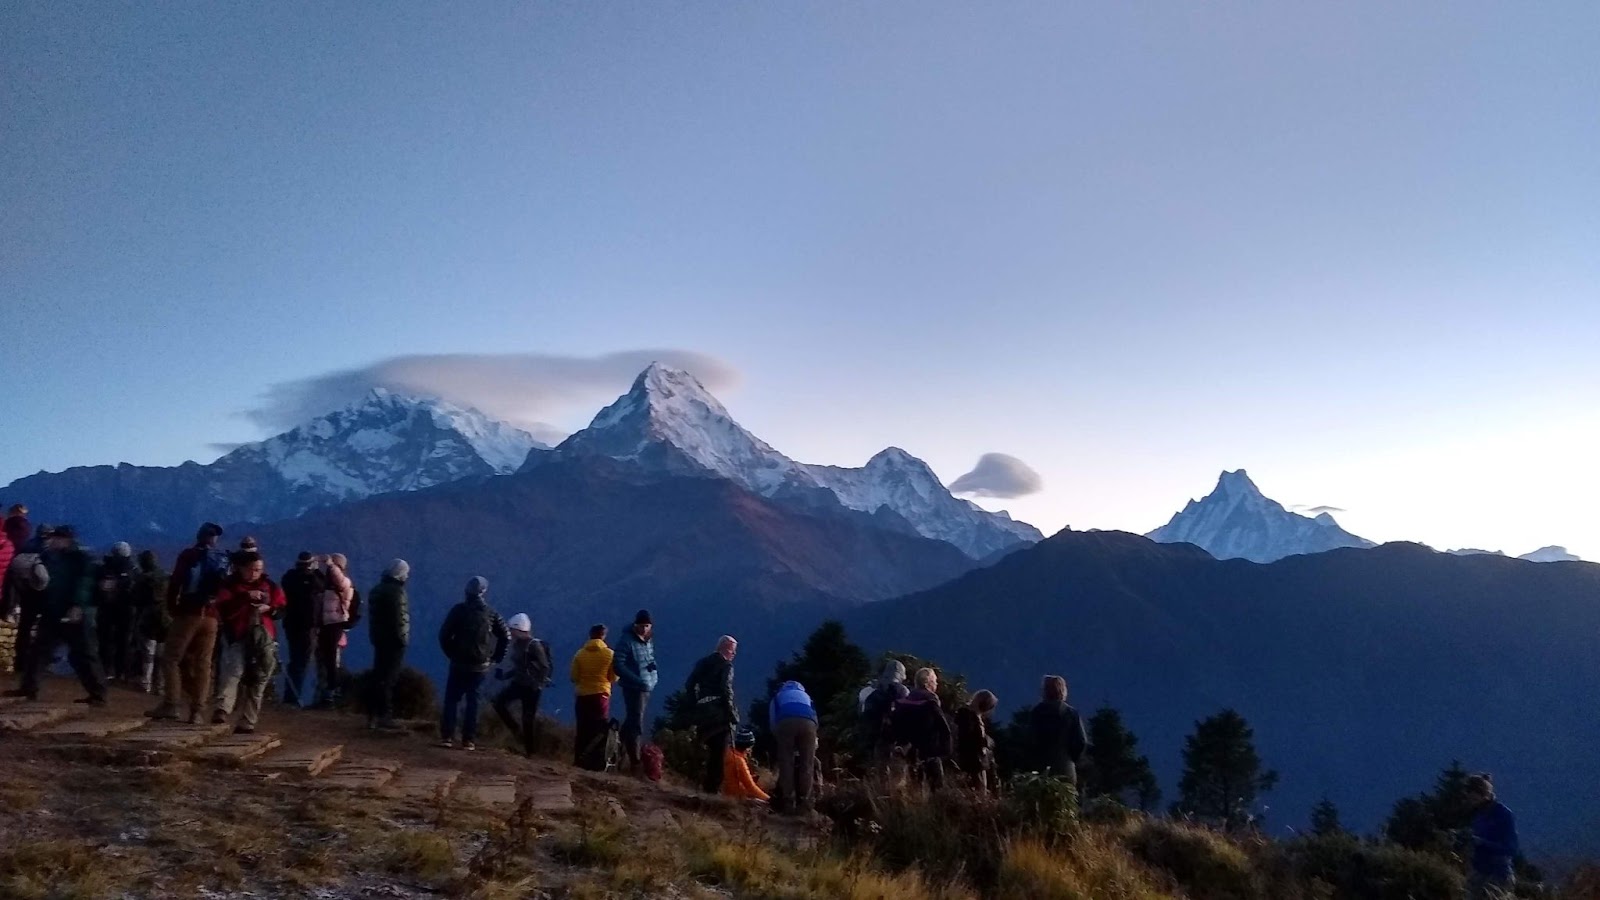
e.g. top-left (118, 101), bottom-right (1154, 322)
top-left (640, 743), bottom-right (665, 782)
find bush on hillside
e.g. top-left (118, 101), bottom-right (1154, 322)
top-left (346, 666), bottom-right (438, 721)
top-left (1001, 773), bottom-right (1078, 843)
top-left (1123, 818), bottom-right (1258, 900)
top-left (998, 836), bottom-right (1174, 900)
top-left (652, 728), bottom-right (704, 783)
top-left (1277, 833), bottom-right (1464, 900)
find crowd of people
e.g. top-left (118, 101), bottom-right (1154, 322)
top-left (0, 508), bottom-right (1523, 889)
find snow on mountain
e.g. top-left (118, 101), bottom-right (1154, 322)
top-left (807, 449), bottom-right (1042, 558)
top-left (1518, 545), bottom-right (1581, 563)
top-left (546, 363), bottom-right (1041, 558)
top-left (1146, 469), bottom-right (1374, 563)
top-left (1447, 548), bottom-right (1506, 557)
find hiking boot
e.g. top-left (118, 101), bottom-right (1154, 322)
top-left (146, 704), bottom-right (179, 720)
top-left (2, 688), bottom-right (37, 700)
top-left (462, 742), bottom-right (477, 752)
top-left (438, 739), bottom-right (455, 749)
top-left (73, 696), bottom-right (108, 707)
top-left (233, 725), bottom-right (255, 735)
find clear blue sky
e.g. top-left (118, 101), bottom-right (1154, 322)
top-left (4, 2), bottom-right (1597, 557)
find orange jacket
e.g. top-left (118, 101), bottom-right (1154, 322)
top-left (722, 748), bottom-right (769, 801)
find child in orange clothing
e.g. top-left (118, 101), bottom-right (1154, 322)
top-left (722, 728), bottom-right (769, 802)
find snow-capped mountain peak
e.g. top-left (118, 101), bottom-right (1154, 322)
top-left (1518, 545), bottom-right (1581, 563)
top-left (1147, 469), bottom-right (1374, 563)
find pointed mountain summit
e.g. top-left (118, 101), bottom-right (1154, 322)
top-left (0, 390), bottom-right (543, 544)
top-left (543, 364), bottom-right (1040, 558)
top-left (1146, 469), bottom-right (1374, 562)
top-left (1519, 545), bottom-right (1581, 563)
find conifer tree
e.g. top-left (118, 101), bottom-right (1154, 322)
top-left (1080, 707), bottom-right (1162, 810)
top-left (750, 621), bottom-right (873, 757)
top-left (1309, 797), bottom-right (1345, 837)
top-left (1173, 709), bottom-right (1278, 830)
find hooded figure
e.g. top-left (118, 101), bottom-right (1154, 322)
top-left (363, 558), bottom-right (411, 730)
top-left (770, 680), bottom-right (820, 813)
top-left (435, 576), bottom-right (509, 749)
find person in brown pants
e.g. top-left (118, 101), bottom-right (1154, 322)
top-left (147, 523), bottom-right (229, 723)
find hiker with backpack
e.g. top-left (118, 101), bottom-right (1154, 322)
top-left (209, 551), bottom-right (285, 734)
top-left (149, 523), bottom-right (230, 722)
top-left (278, 551), bottom-right (324, 708)
top-left (132, 550), bottom-right (169, 694)
top-left (769, 680), bottom-right (819, 814)
top-left (313, 553), bottom-right (360, 707)
top-left (686, 635), bottom-right (740, 794)
top-left (570, 623), bottom-right (618, 771)
top-left (1029, 675), bottom-right (1087, 784)
top-left (437, 576), bottom-right (509, 750)
top-left (612, 609), bottom-right (658, 775)
top-left (954, 689), bottom-right (1000, 793)
top-left (5, 526), bottom-right (106, 705)
top-left (94, 542), bottom-right (138, 682)
top-left (860, 659), bottom-right (910, 771)
top-left (492, 612), bottom-right (552, 757)
top-left (364, 559), bottom-right (410, 730)
top-left (3, 523), bottom-right (50, 684)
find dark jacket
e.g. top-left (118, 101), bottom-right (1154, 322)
top-left (133, 557), bottom-right (170, 641)
top-left (613, 627), bottom-right (658, 693)
top-left (42, 545), bottom-right (94, 618)
top-left (686, 652), bottom-right (738, 728)
top-left (366, 576), bottom-right (410, 649)
top-left (954, 706), bottom-right (995, 775)
top-left (437, 594), bottom-right (510, 673)
top-left (95, 554), bottom-right (137, 609)
top-left (280, 563), bottom-right (325, 633)
top-left (1471, 801), bottom-right (1518, 880)
top-left (891, 688), bottom-right (953, 760)
top-left (502, 636), bottom-right (553, 689)
top-left (1030, 700), bottom-right (1088, 779)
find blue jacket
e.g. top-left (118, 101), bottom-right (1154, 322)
top-left (613, 627), bottom-right (658, 693)
top-left (770, 681), bottom-right (817, 724)
top-left (1471, 801), bottom-right (1518, 880)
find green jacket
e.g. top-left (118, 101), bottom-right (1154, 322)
top-left (366, 576), bottom-right (410, 649)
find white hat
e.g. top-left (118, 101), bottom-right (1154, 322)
top-left (507, 613), bottom-right (531, 633)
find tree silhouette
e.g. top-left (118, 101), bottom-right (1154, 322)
top-left (1309, 797), bottom-right (1345, 837)
top-left (1080, 707), bottom-right (1161, 810)
top-left (748, 621), bottom-right (873, 760)
top-left (1173, 709), bottom-right (1278, 830)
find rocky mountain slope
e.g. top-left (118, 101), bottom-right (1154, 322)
top-left (1146, 469), bottom-right (1374, 562)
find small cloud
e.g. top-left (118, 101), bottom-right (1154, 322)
top-left (949, 453), bottom-right (1043, 499)
top-left (1292, 504), bottom-right (1346, 515)
top-left (242, 350), bottom-right (740, 434)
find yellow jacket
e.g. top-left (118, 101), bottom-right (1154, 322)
top-left (570, 639), bottom-right (617, 697)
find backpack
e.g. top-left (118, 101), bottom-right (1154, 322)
top-left (444, 604), bottom-right (492, 666)
top-left (180, 548), bottom-right (229, 612)
top-left (524, 638), bottom-right (552, 686)
top-left (862, 683), bottom-right (900, 729)
top-left (640, 743), bottom-right (665, 783)
top-left (8, 552), bottom-right (49, 592)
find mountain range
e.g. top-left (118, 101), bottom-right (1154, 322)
top-left (840, 528), bottom-right (1600, 853)
top-left (1146, 469), bottom-right (1375, 563)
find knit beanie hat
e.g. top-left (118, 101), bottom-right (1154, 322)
top-left (384, 559), bottom-right (410, 582)
top-left (111, 541), bottom-right (132, 558)
top-left (466, 575), bottom-right (489, 597)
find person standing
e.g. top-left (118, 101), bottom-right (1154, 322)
top-left (436, 576), bottom-right (509, 750)
top-left (769, 680), bottom-right (819, 814)
top-left (132, 550), bottom-right (169, 694)
top-left (149, 523), bottom-right (229, 723)
top-left (890, 667), bottom-right (953, 790)
top-left (686, 635), bottom-right (739, 794)
top-left (1029, 675), bottom-right (1088, 784)
top-left (94, 542), bottom-right (137, 682)
top-left (1467, 773), bottom-right (1519, 899)
top-left (209, 552), bottom-right (285, 733)
top-left (570, 624), bottom-right (617, 771)
top-left (364, 559), bottom-right (410, 730)
top-left (312, 553), bottom-right (358, 707)
top-left (278, 552), bottom-right (324, 708)
top-left (4, 525), bottom-right (49, 686)
top-left (860, 659), bottom-right (911, 769)
top-left (954, 689), bottom-right (1000, 793)
top-left (5, 526), bottom-right (106, 705)
top-left (492, 613), bottom-right (552, 757)
top-left (611, 609), bottom-right (658, 774)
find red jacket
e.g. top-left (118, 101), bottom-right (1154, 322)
top-left (214, 575), bottom-right (287, 641)
top-left (0, 533), bottom-right (13, 608)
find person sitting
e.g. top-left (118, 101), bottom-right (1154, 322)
top-left (722, 726), bottom-right (769, 803)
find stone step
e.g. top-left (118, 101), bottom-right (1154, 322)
top-left (388, 767), bottom-right (462, 801)
top-left (0, 704), bottom-right (82, 733)
top-left (319, 758), bottom-right (402, 790)
top-left (33, 717), bottom-right (148, 739)
top-left (524, 778), bottom-right (575, 813)
top-left (118, 721), bottom-right (231, 749)
top-left (454, 774), bottom-right (519, 807)
top-left (256, 744), bottom-right (344, 776)
top-left (192, 732), bottom-right (283, 764)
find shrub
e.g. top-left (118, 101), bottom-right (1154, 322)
top-left (819, 781), bottom-right (1006, 889)
top-left (998, 836), bottom-right (1175, 900)
top-left (1283, 833), bottom-right (1464, 900)
top-left (1002, 772), bottom-right (1079, 843)
top-left (1124, 818), bottom-right (1257, 900)
top-left (1081, 795), bottom-right (1137, 828)
top-left (652, 727), bottom-right (705, 782)
top-left (346, 665), bottom-right (439, 720)
top-left (382, 831), bottom-right (456, 882)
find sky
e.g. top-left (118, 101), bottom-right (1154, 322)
top-left (3, 2), bottom-right (1597, 558)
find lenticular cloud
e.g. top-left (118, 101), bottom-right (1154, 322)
top-left (244, 349), bottom-right (740, 439)
top-left (949, 453), bottom-right (1043, 499)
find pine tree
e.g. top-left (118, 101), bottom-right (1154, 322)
top-left (751, 621), bottom-right (873, 759)
top-left (1309, 797), bottom-right (1345, 837)
top-left (1080, 707), bottom-right (1162, 810)
top-left (1383, 760), bottom-right (1477, 857)
top-left (1173, 709), bottom-right (1278, 830)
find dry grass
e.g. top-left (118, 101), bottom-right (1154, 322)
top-left (997, 836), bottom-right (1175, 900)
top-left (682, 826), bottom-right (975, 900)
top-left (0, 838), bottom-right (133, 900)
top-left (383, 830), bottom-right (459, 881)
